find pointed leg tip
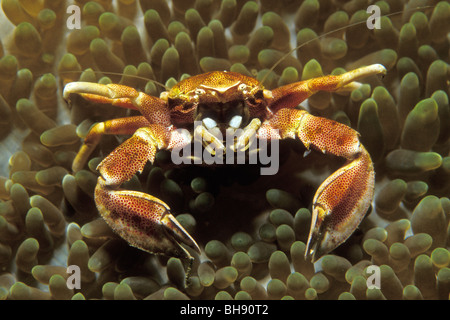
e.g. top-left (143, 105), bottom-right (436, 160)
top-left (63, 82), bottom-right (77, 100)
top-left (372, 63), bottom-right (387, 75)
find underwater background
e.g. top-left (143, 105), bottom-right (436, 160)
top-left (0, 0), bottom-right (449, 300)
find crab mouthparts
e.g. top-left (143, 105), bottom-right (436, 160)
top-left (203, 115), bottom-right (244, 135)
top-left (195, 115), bottom-right (261, 155)
top-left (202, 114), bottom-right (243, 130)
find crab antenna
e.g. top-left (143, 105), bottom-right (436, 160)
top-left (59, 70), bottom-right (168, 91)
top-left (260, 5), bottom-right (435, 86)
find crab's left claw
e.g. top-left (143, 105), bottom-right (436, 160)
top-left (263, 64), bottom-right (383, 262)
top-left (292, 111), bottom-right (375, 263)
top-left (305, 146), bottom-right (374, 262)
top-left (95, 176), bottom-right (201, 260)
top-left (261, 109), bottom-right (376, 262)
top-left (260, 108), bottom-right (375, 262)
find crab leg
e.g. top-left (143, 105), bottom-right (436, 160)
top-left (95, 176), bottom-right (200, 260)
top-left (260, 109), bottom-right (374, 262)
top-left (95, 124), bottom-right (199, 261)
top-left (72, 116), bottom-right (151, 172)
top-left (64, 81), bottom-right (199, 264)
top-left (64, 82), bottom-right (173, 170)
top-left (259, 64), bottom-right (386, 262)
top-left (63, 82), bottom-right (171, 126)
top-left (268, 64), bottom-right (386, 113)
top-left (293, 109), bottom-right (374, 262)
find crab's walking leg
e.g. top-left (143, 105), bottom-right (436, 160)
top-left (268, 64), bottom-right (386, 113)
top-left (64, 81), bottom-right (200, 265)
top-left (73, 116), bottom-right (151, 172)
top-left (63, 82), bottom-right (172, 171)
top-left (95, 124), bottom-right (200, 261)
top-left (63, 82), bottom-right (171, 126)
top-left (259, 64), bottom-right (384, 262)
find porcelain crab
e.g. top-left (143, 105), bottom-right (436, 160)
top-left (63, 64), bottom-right (386, 265)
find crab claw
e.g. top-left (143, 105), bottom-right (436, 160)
top-left (95, 176), bottom-right (200, 260)
top-left (305, 146), bottom-right (374, 262)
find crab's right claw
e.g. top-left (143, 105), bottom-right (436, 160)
top-left (94, 177), bottom-right (200, 260)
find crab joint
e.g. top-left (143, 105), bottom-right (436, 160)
top-left (171, 121), bottom-right (280, 175)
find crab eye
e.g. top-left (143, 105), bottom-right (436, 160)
top-left (195, 88), bottom-right (205, 96)
top-left (238, 83), bottom-right (248, 92)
